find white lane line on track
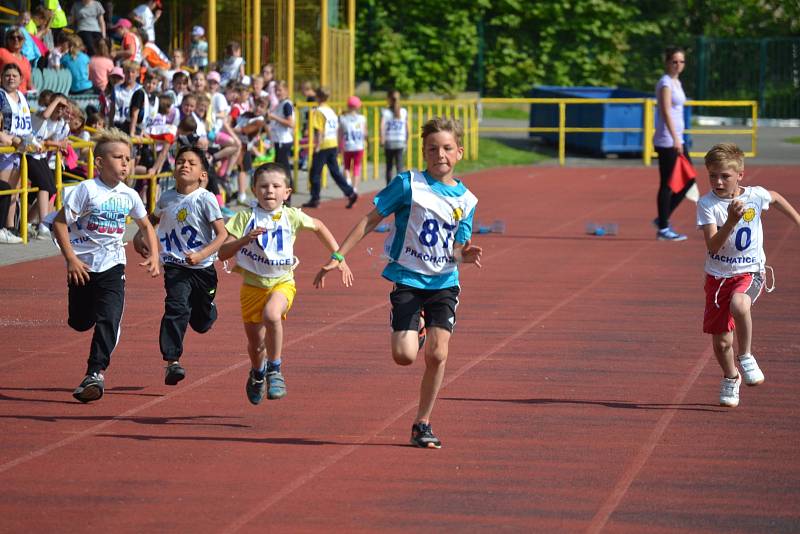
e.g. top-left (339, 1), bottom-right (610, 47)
top-left (0, 300), bottom-right (388, 475)
top-left (223, 237), bottom-right (659, 533)
top-left (586, 207), bottom-right (796, 533)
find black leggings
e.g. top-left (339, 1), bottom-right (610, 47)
top-left (655, 146), bottom-right (695, 230)
top-left (0, 181), bottom-right (11, 229)
top-left (385, 148), bottom-right (405, 184)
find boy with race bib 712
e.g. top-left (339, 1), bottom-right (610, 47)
top-left (315, 117), bottom-right (483, 449)
top-left (697, 143), bottom-right (800, 408)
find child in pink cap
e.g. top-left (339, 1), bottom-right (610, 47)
top-left (338, 95), bottom-right (367, 194)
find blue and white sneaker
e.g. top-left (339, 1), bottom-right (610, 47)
top-left (246, 369), bottom-right (266, 405)
top-left (657, 227), bottom-right (687, 241)
top-left (267, 370), bottom-right (287, 399)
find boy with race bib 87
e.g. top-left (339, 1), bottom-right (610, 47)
top-left (315, 117), bottom-right (482, 449)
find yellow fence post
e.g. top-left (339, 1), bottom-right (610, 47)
top-left (55, 150), bottom-right (64, 209)
top-left (293, 108), bottom-right (300, 190)
top-left (558, 101), bottom-right (566, 166)
top-left (643, 98), bottom-right (653, 166)
top-left (149, 175), bottom-right (157, 213)
top-left (751, 102), bottom-right (758, 157)
top-left (416, 105), bottom-right (423, 169)
top-left (20, 152), bottom-right (28, 244)
top-left (88, 145), bottom-right (94, 180)
top-left (373, 105), bottom-right (380, 181)
top-left (307, 116), bottom-right (315, 191)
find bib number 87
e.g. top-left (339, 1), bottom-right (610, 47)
top-left (419, 218), bottom-right (456, 248)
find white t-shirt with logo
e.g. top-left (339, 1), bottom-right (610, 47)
top-left (62, 178), bottom-right (147, 272)
top-left (696, 186), bottom-right (771, 277)
top-left (153, 188), bottom-right (223, 269)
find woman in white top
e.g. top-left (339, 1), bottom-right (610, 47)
top-left (0, 63), bottom-right (32, 231)
top-left (653, 46), bottom-right (694, 241)
top-left (380, 89), bottom-right (409, 184)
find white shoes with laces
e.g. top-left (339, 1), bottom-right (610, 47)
top-left (738, 353), bottom-right (765, 386)
top-left (0, 228), bottom-right (22, 244)
top-left (719, 354), bottom-right (765, 408)
top-left (719, 374), bottom-right (742, 407)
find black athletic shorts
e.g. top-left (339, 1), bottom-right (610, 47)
top-left (389, 283), bottom-right (460, 333)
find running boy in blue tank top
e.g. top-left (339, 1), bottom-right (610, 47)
top-left (315, 117), bottom-right (482, 449)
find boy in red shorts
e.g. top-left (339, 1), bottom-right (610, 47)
top-left (697, 143), bottom-right (800, 407)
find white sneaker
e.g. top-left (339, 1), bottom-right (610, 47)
top-left (0, 228), bottom-right (22, 244)
top-left (35, 224), bottom-right (51, 240)
top-left (738, 353), bottom-right (765, 386)
top-left (719, 374), bottom-right (742, 407)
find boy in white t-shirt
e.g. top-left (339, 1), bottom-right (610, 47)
top-left (51, 128), bottom-right (160, 403)
top-left (697, 143), bottom-right (800, 408)
top-left (134, 146), bottom-right (227, 385)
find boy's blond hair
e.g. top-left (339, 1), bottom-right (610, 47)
top-left (93, 128), bottom-right (132, 157)
top-left (421, 118), bottom-right (464, 147)
top-left (705, 143), bottom-right (745, 173)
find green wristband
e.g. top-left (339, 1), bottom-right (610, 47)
top-left (331, 252), bottom-right (345, 262)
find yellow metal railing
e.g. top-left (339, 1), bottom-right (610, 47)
top-left (1, 137), bottom-right (169, 245)
top-left (480, 97), bottom-right (758, 166)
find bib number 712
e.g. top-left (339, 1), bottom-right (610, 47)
top-left (419, 218), bottom-right (456, 249)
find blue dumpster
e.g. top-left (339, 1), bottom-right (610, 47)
top-left (528, 86), bottom-right (692, 156)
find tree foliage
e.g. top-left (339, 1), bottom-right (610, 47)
top-left (355, 0), bottom-right (800, 96)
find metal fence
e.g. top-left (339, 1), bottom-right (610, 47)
top-left (692, 36), bottom-right (800, 120)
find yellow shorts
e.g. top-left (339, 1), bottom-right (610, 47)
top-left (240, 282), bottom-right (297, 324)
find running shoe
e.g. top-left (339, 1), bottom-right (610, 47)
top-left (410, 422), bottom-right (442, 449)
top-left (73, 372), bottom-right (105, 403)
top-left (719, 374), bottom-right (742, 407)
top-left (0, 228), bottom-right (22, 244)
top-left (738, 353), bottom-right (765, 386)
top-left (267, 370), bottom-right (287, 399)
top-left (346, 193), bottom-right (359, 209)
top-left (657, 227), bottom-right (687, 241)
top-left (246, 369), bottom-right (266, 405)
top-left (164, 361), bottom-right (186, 386)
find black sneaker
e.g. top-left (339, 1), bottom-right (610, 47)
top-left (246, 369), bottom-right (266, 405)
top-left (301, 200), bottom-right (319, 208)
top-left (164, 361), bottom-right (186, 386)
top-left (73, 372), bottom-right (105, 403)
top-left (418, 311), bottom-right (426, 351)
top-left (346, 193), bottom-right (358, 209)
top-left (410, 422), bottom-right (442, 449)
top-left (267, 370), bottom-right (287, 399)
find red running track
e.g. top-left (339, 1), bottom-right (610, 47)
top-left (1, 165), bottom-right (800, 533)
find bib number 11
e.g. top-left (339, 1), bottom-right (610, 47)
top-left (419, 218), bottom-right (456, 249)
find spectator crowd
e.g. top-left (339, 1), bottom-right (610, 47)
top-left (1, 1), bottom-right (404, 245)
